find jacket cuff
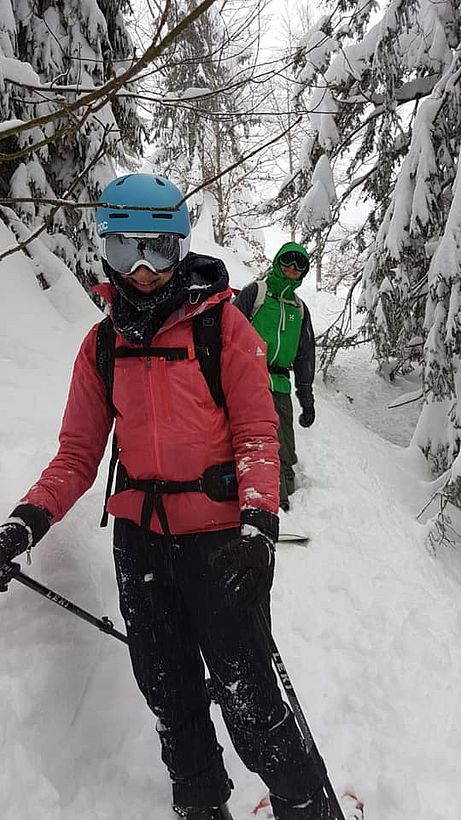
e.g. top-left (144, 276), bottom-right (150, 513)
top-left (296, 386), bottom-right (314, 406)
top-left (10, 504), bottom-right (53, 546)
top-left (240, 508), bottom-right (279, 542)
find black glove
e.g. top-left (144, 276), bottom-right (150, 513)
top-left (210, 509), bottom-right (279, 609)
top-left (0, 504), bottom-right (52, 591)
top-left (299, 404), bottom-right (315, 428)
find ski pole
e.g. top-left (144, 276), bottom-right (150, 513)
top-left (1, 561), bottom-right (128, 645)
top-left (255, 607), bottom-right (347, 820)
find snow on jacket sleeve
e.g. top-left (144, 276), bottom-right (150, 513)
top-left (220, 301), bottom-right (280, 514)
top-left (21, 326), bottom-right (114, 522)
top-left (293, 302), bottom-right (316, 408)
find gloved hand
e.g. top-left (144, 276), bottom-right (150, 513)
top-left (0, 521), bottom-right (30, 591)
top-left (299, 404), bottom-right (315, 428)
top-left (0, 504), bottom-right (52, 591)
top-left (210, 509), bottom-right (279, 609)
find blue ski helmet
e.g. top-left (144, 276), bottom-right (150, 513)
top-left (96, 174), bottom-right (191, 238)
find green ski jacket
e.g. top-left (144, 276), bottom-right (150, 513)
top-left (233, 242), bottom-right (315, 407)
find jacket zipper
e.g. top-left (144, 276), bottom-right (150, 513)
top-left (158, 358), bottom-right (170, 417)
top-left (145, 357), bottom-right (161, 472)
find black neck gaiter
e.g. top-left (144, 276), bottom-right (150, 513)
top-left (102, 260), bottom-right (192, 345)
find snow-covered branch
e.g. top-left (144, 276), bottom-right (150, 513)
top-left (0, 0), bottom-right (218, 154)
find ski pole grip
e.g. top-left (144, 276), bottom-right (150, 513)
top-left (0, 561), bottom-right (20, 592)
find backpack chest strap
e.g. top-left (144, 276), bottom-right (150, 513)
top-left (267, 291), bottom-right (301, 308)
top-left (114, 345), bottom-right (195, 361)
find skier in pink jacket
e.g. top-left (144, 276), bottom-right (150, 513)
top-left (0, 174), bottom-right (333, 820)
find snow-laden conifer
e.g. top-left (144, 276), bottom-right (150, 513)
top-left (0, 0), bottom-right (143, 295)
top-left (288, 0), bottom-right (461, 475)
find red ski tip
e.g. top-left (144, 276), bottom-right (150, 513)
top-left (250, 790), bottom-right (364, 819)
top-left (342, 791), bottom-right (365, 819)
top-left (250, 794), bottom-right (271, 815)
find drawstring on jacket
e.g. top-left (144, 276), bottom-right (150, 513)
top-left (270, 284), bottom-right (291, 365)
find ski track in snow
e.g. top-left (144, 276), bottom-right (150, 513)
top-left (3, 381), bottom-right (461, 820)
top-left (1, 247), bottom-right (461, 818)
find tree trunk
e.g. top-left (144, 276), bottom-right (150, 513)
top-left (315, 232), bottom-right (322, 290)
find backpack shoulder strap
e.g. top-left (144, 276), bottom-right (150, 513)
top-left (96, 315), bottom-right (117, 415)
top-left (193, 300), bottom-right (227, 414)
top-left (294, 294), bottom-right (305, 320)
top-left (95, 316), bottom-right (118, 527)
top-left (250, 279), bottom-right (267, 320)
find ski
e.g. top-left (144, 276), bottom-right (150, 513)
top-left (341, 792), bottom-right (364, 819)
top-left (250, 794), bottom-right (271, 817)
top-left (277, 533), bottom-right (310, 545)
top-left (250, 791), bottom-right (364, 819)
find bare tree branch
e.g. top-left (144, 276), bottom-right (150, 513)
top-left (0, 114), bottom-right (302, 263)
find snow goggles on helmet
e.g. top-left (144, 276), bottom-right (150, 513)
top-left (101, 233), bottom-right (183, 275)
top-left (279, 251), bottom-right (309, 273)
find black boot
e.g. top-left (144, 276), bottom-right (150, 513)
top-left (173, 803), bottom-right (233, 819)
top-left (309, 786), bottom-right (335, 819)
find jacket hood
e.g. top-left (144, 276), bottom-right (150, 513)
top-left (266, 241), bottom-right (310, 298)
top-left (182, 251), bottom-right (230, 299)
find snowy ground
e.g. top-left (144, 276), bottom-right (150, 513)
top-left (1, 221), bottom-right (461, 820)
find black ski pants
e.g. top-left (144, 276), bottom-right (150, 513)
top-left (113, 519), bottom-right (322, 818)
top-left (273, 391), bottom-right (297, 505)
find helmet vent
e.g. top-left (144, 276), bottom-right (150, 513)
top-left (109, 213), bottom-right (129, 219)
top-left (115, 177), bottom-right (129, 186)
top-left (154, 177), bottom-right (166, 186)
top-left (152, 213), bottom-right (173, 220)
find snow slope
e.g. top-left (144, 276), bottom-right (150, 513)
top-left (1, 222), bottom-right (461, 820)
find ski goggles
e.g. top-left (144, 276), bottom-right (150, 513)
top-left (101, 232), bottom-right (184, 275)
top-left (279, 250), bottom-right (309, 273)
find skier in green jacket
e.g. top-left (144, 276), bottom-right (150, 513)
top-left (233, 242), bottom-right (315, 511)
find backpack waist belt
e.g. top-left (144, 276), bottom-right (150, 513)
top-left (114, 461), bottom-right (238, 535)
top-left (268, 364), bottom-right (290, 377)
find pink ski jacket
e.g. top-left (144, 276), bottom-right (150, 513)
top-left (22, 280), bottom-right (280, 536)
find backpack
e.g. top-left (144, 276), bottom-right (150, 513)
top-left (250, 279), bottom-right (305, 321)
top-left (95, 300), bottom-right (229, 527)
